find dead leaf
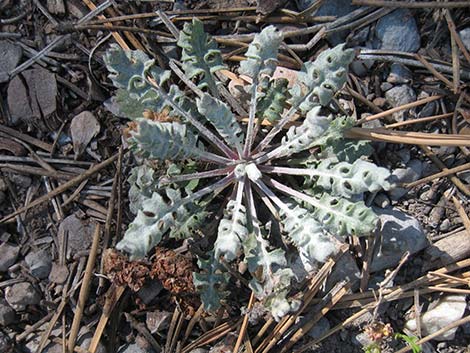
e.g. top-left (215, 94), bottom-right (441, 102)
top-left (70, 111), bottom-right (100, 158)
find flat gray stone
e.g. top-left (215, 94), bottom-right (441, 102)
top-left (5, 282), bottom-right (41, 311)
top-left (459, 27), bottom-right (470, 51)
top-left (376, 9), bottom-right (420, 52)
top-left (0, 242), bottom-right (20, 272)
top-left (389, 159), bottom-right (423, 200)
top-left (25, 249), bottom-right (52, 279)
top-left (370, 207), bottom-right (428, 272)
top-left (387, 63), bottom-right (412, 84)
top-left (405, 295), bottom-right (467, 341)
top-left (0, 41), bottom-right (22, 81)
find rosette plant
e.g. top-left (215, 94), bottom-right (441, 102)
top-left (104, 19), bottom-right (392, 320)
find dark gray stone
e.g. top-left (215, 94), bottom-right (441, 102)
top-left (0, 242), bottom-right (20, 272)
top-left (307, 317), bottom-right (330, 339)
top-left (370, 207), bottom-right (428, 272)
top-left (376, 9), bottom-right (420, 52)
top-left (25, 250), bottom-right (52, 279)
top-left (389, 159), bottom-right (423, 200)
top-left (0, 299), bottom-right (16, 326)
top-left (0, 41), bottom-right (22, 79)
top-left (387, 63), bottom-right (412, 84)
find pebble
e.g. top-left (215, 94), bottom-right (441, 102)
top-left (458, 27), bottom-right (470, 51)
top-left (387, 63), bottom-right (412, 84)
top-left (389, 159), bottom-right (423, 200)
top-left (136, 280), bottom-right (163, 305)
top-left (5, 282), bottom-right (41, 311)
top-left (350, 59), bottom-right (374, 77)
top-left (325, 252), bottom-right (361, 292)
top-left (78, 332), bottom-right (107, 353)
top-left (353, 331), bottom-right (373, 348)
top-left (0, 331), bottom-right (11, 352)
top-left (384, 85), bottom-right (417, 122)
top-left (0, 299), bottom-right (16, 326)
top-left (380, 82), bottom-right (393, 92)
top-left (25, 250), bottom-right (52, 279)
top-left (373, 193), bottom-right (391, 209)
top-left (370, 207), bottom-right (428, 272)
top-left (146, 310), bottom-right (171, 334)
top-left (49, 262), bottom-right (69, 284)
top-left (439, 219), bottom-right (451, 232)
top-left (307, 317), bottom-right (330, 339)
top-left (405, 295), bottom-right (467, 341)
top-left (7, 173), bottom-right (32, 188)
top-left (117, 343), bottom-right (147, 353)
top-left (0, 242), bottom-right (20, 272)
top-left (375, 9), bottom-right (420, 52)
top-left (0, 41), bottom-right (22, 82)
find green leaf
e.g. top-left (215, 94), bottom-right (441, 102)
top-left (130, 120), bottom-right (201, 161)
top-left (177, 18), bottom-right (226, 93)
top-left (280, 203), bottom-right (337, 271)
top-left (196, 94), bottom-right (244, 152)
top-left (242, 232), bottom-right (297, 321)
top-left (289, 43), bottom-right (355, 112)
top-left (239, 26), bottom-right (282, 79)
top-left (307, 158), bottom-right (392, 197)
top-left (128, 164), bottom-right (158, 214)
top-left (215, 200), bottom-right (248, 262)
top-left (310, 193), bottom-right (378, 236)
top-left (117, 188), bottom-right (197, 259)
top-left (257, 78), bottom-right (290, 123)
top-left (193, 252), bottom-right (230, 312)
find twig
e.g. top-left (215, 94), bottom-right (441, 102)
top-left (404, 162), bottom-right (470, 188)
top-left (67, 224), bottom-right (101, 353)
top-left (356, 95), bottom-right (443, 125)
top-left (234, 292), bottom-right (255, 353)
top-left (451, 195), bottom-right (470, 235)
top-left (0, 152), bottom-right (120, 224)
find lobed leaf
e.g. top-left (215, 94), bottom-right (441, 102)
top-left (116, 188), bottom-right (198, 259)
top-left (128, 164), bottom-right (158, 214)
top-left (290, 44), bottom-right (355, 112)
top-left (129, 120), bottom-right (201, 161)
top-left (311, 193), bottom-right (378, 236)
top-left (239, 26), bottom-right (282, 79)
top-left (193, 252), bottom-right (230, 312)
top-left (280, 203), bottom-right (337, 271)
top-left (308, 158), bottom-right (392, 198)
top-left (214, 200), bottom-right (248, 262)
top-left (257, 78), bottom-right (290, 123)
top-left (196, 94), bottom-right (244, 152)
top-left (177, 18), bottom-right (226, 93)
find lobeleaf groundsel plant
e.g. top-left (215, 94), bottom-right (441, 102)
top-left (104, 19), bottom-right (392, 320)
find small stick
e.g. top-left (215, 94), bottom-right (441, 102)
top-left (385, 112), bottom-right (453, 129)
top-left (234, 292), bottom-right (255, 353)
top-left (356, 95), bottom-right (443, 125)
top-left (451, 195), bottom-right (470, 234)
top-left (0, 153), bottom-right (119, 224)
top-left (415, 54), bottom-right (453, 89)
top-left (67, 224), bottom-right (101, 353)
top-left (404, 162), bottom-right (470, 188)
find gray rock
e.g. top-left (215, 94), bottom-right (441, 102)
top-left (58, 214), bottom-right (96, 260)
top-left (0, 331), bottom-right (11, 352)
top-left (117, 344), bottom-right (147, 353)
top-left (387, 63), bottom-right (412, 84)
top-left (7, 173), bottom-right (32, 188)
top-left (0, 242), bottom-right (20, 272)
top-left (439, 219), bottom-right (451, 232)
top-left (136, 280), bottom-right (163, 305)
top-left (353, 331), bottom-right (373, 347)
top-left (307, 317), bottom-right (330, 339)
top-left (188, 350), bottom-right (209, 353)
top-left (376, 9), bottom-right (420, 52)
top-left (325, 252), bottom-right (361, 292)
top-left (385, 85), bottom-right (416, 122)
top-left (380, 82), bottom-right (393, 92)
top-left (25, 250), bottom-right (52, 279)
top-left (459, 27), bottom-right (470, 51)
top-left (0, 41), bottom-right (22, 79)
top-left (351, 58), bottom-right (374, 77)
top-left (0, 299), bottom-right (16, 326)
top-left (78, 332), bottom-right (107, 353)
top-left (373, 193), bottom-right (391, 209)
top-left (49, 262), bottom-right (69, 284)
top-left (405, 295), bottom-right (467, 341)
top-left (5, 282), bottom-right (41, 310)
top-left (370, 207), bottom-right (428, 272)
top-left (42, 343), bottom-right (63, 353)
top-left (309, 0), bottom-right (356, 17)
top-left (389, 159), bottom-right (423, 200)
